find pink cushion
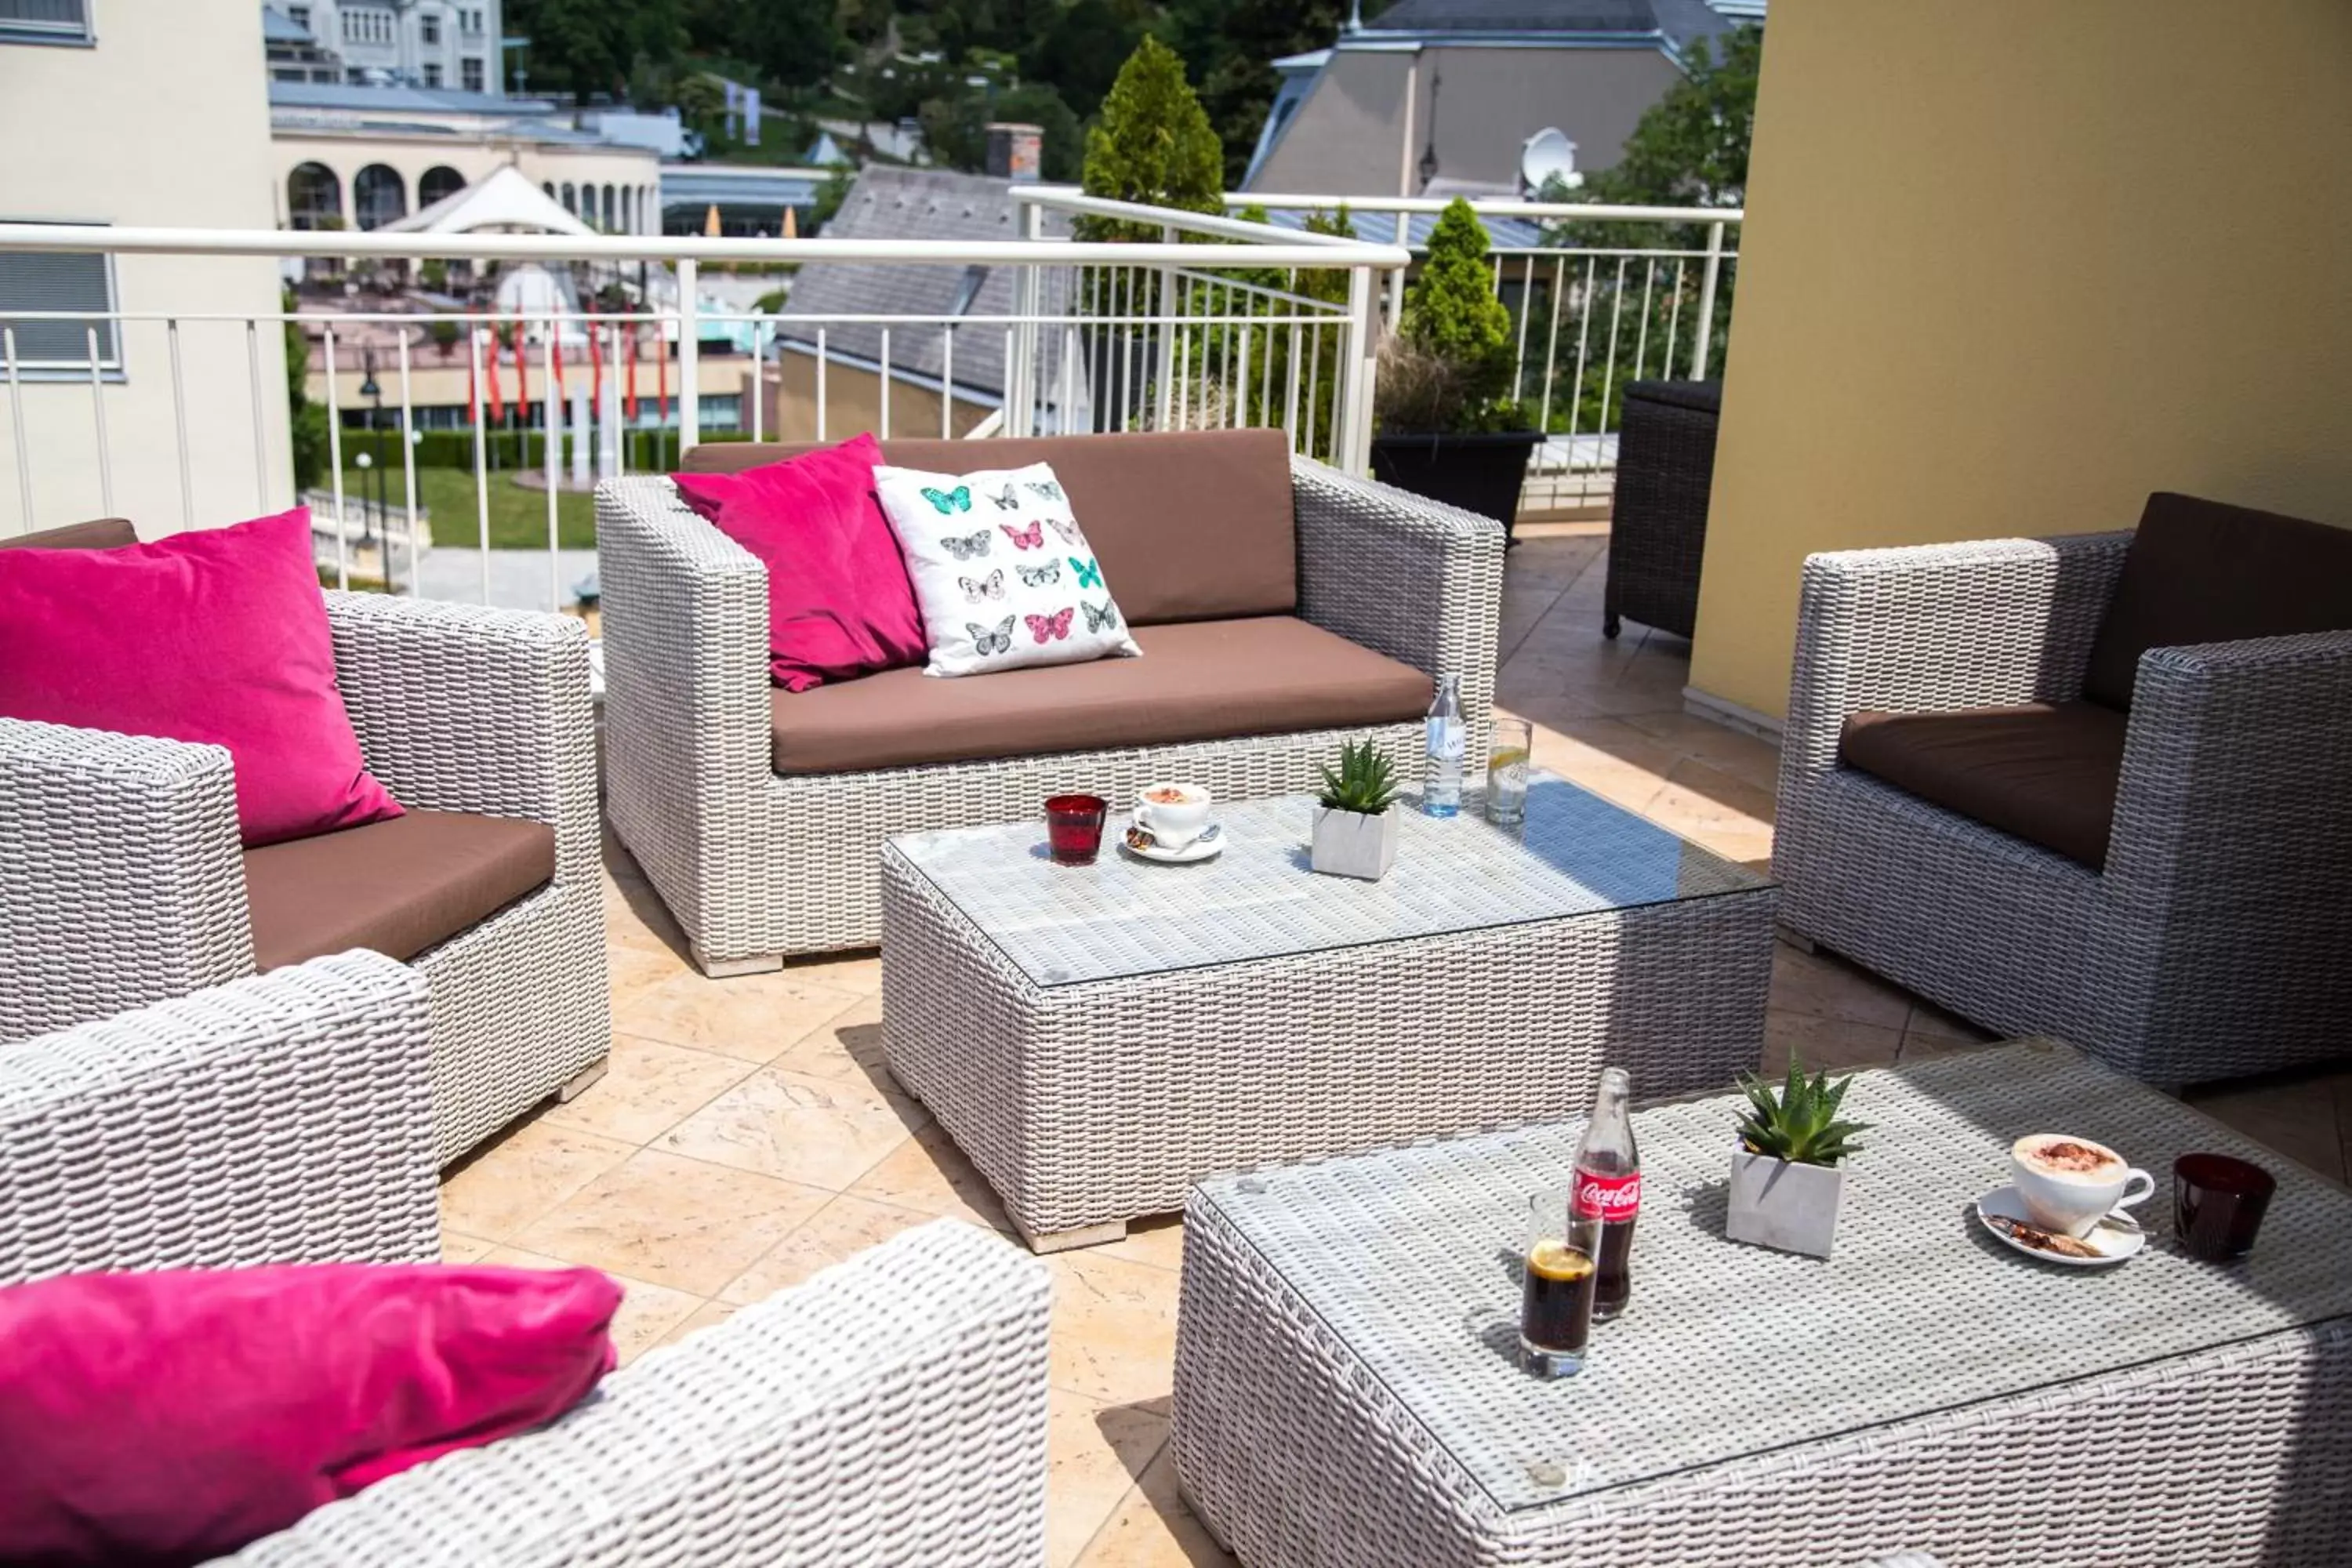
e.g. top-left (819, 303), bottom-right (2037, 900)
top-left (671, 433), bottom-right (926, 691)
top-left (0, 506), bottom-right (403, 847)
top-left (0, 1263), bottom-right (621, 1563)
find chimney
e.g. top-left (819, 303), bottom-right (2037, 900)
top-left (985, 123), bottom-right (1044, 183)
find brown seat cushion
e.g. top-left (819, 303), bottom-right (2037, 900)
top-left (1840, 702), bottom-right (2128, 869)
top-left (2083, 492), bottom-right (2352, 710)
top-left (770, 616), bottom-right (1432, 775)
top-left (681, 429), bottom-right (1297, 626)
top-left (243, 809), bottom-right (556, 971)
top-left (1, 518), bottom-right (136, 551)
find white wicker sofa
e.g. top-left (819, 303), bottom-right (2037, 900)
top-left (0, 952), bottom-right (1054, 1567)
top-left (598, 428), bottom-right (1506, 971)
top-left (0, 549), bottom-right (608, 1166)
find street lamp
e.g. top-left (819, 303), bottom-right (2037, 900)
top-left (358, 350), bottom-right (383, 560)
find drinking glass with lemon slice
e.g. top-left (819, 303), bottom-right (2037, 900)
top-left (1486, 717), bottom-right (1534, 825)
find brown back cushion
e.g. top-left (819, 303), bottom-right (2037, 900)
top-left (681, 428), bottom-right (1297, 624)
top-left (0, 517), bottom-right (137, 551)
top-left (2083, 492), bottom-right (2352, 710)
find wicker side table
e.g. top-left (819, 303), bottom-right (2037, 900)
top-left (1173, 1040), bottom-right (2352, 1567)
top-left (880, 777), bottom-right (1774, 1251)
top-left (1606, 379), bottom-right (1722, 641)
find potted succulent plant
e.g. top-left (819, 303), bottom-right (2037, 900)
top-left (1370, 198), bottom-right (1544, 540)
top-left (1311, 739), bottom-right (1399, 881)
top-left (1724, 1056), bottom-right (1869, 1260)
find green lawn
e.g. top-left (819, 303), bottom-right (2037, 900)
top-left (336, 465), bottom-right (595, 550)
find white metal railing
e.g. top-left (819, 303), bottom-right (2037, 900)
top-left (0, 209), bottom-right (1405, 612)
top-left (1232, 194), bottom-right (1742, 513)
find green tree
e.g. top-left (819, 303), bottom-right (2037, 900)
top-left (507, 0), bottom-right (685, 99)
top-left (995, 83), bottom-right (1083, 183)
top-left (720, 0), bottom-right (847, 91)
top-left (1163, 0), bottom-right (1353, 189)
top-left (1023, 0), bottom-right (1147, 115)
top-left (1582, 27), bottom-right (1759, 210)
top-left (1381, 198), bottom-right (1522, 434)
top-left (282, 289), bottom-right (329, 493)
top-left (1078, 36), bottom-right (1221, 240)
top-left (811, 162), bottom-right (857, 231)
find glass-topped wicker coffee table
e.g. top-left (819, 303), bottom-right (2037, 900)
top-left (879, 773), bottom-right (1774, 1250)
top-left (1172, 1040), bottom-right (2352, 1567)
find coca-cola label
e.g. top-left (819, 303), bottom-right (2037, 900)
top-left (1573, 1169), bottom-right (1641, 1221)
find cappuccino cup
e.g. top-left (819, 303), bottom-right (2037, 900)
top-left (1134, 782), bottom-right (1212, 850)
top-left (2009, 1134), bottom-right (2154, 1239)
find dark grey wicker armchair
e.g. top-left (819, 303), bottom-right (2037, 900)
top-left (1605, 378), bottom-right (1721, 640)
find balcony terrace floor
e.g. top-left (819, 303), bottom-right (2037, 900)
top-left (441, 528), bottom-right (2352, 1567)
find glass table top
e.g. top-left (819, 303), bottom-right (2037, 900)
top-left (887, 771), bottom-right (1774, 989)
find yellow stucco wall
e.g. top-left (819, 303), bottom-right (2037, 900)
top-left (1688, 1), bottom-right (2352, 721)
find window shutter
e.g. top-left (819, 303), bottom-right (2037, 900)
top-left (0, 0), bottom-right (90, 35)
top-left (0, 250), bottom-right (119, 369)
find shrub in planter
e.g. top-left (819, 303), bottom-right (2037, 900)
top-left (1723, 1056), bottom-right (1869, 1259)
top-left (1371, 199), bottom-right (1541, 535)
top-left (1310, 738), bottom-right (1399, 881)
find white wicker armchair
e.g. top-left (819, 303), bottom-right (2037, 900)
top-left (0, 953), bottom-right (1056, 1567)
top-left (0, 591), bottom-right (609, 1163)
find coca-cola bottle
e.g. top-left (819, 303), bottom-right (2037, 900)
top-left (1571, 1067), bottom-right (1640, 1322)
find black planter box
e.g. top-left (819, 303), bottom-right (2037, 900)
top-left (1369, 430), bottom-right (1545, 541)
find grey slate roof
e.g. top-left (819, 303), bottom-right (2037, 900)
top-left (775, 166), bottom-right (1071, 402)
top-left (262, 5), bottom-right (314, 43)
top-left (1366, 0), bottom-right (1735, 51)
top-left (269, 81), bottom-right (557, 116)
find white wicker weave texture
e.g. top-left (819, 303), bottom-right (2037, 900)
top-left (0, 950), bottom-right (439, 1284)
top-left (221, 1221), bottom-right (1054, 1568)
top-left (880, 775), bottom-right (1775, 1244)
top-left (1172, 1040), bottom-right (2352, 1567)
top-left (1773, 532), bottom-right (2352, 1085)
top-left (596, 456), bottom-right (1507, 967)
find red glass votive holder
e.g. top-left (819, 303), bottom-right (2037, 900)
top-left (1045, 793), bottom-right (1109, 866)
top-left (2173, 1152), bottom-right (2276, 1261)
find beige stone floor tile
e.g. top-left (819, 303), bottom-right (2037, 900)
top-left (1090, 1214), bottom-right (1186, 1273)
top-left (514, 1149), bottom-right (833, 1296)
top-left (439, 1231), bottom-right (495, 1264)
top-left (717, 1193), bottom-right (943, 1306)
top-left (770, 996), bottom-right (895, 1089)
top-left (540, 1034), bottom-right (756, 1146)
top-left (1762, 1008), bottom-right (1904, 1076)
top-left (614, 967), bottom-right (864, 1064)
top-left (846, 1122), bottom-right (1017, 1233)
top-left (1049, 1391), bottom-right (1171, 1568)
top-left (1047, 1250), bottom-right (1182, 1407)
top-left (1505, 716), bottom-right (1681, 815)
top-left (655, 1062), bottom-right (927, 1190)
top-left (1617, 710), bottom-right (1785, 794)
top-left (608, 940), bottom-right (690, 1004)
top-left (655, 1298), bottom-right (742, 1348)
top-left (1073, 1448), bottom-right (1236, 1568)
top-left (1642, 757), bottom-right (1779, 848)
top-left (478, 1244), bottom-right (704, 1367)
top-left (1902, 999), bottom-right (1996, 1047)
top-left (437, 1119), bottom-right (637, 1243)
top-left (1768, 943), bottom-right (1913, 1032)
top-left (786, 949), bottom-right (884, 995)
top-left (2186, 1076), bottom-right (2350, 1188)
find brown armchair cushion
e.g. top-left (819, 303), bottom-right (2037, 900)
top-left (769, 615), bottom-right (1432, 775)
top-left (243, 810), bottom-right (556, 971)
top-left (2083, 492), bottom-right (2352, 710)
top-left (0, 518), bottom-right (137, 551)
top-left (683, 429), bottom-right (1298, 626)
top-left (1840, 702), bottom-right (2127, 870)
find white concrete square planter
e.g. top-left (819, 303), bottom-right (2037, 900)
top-left (1311, 804), bottom-right (1398, 881)
top-left (1725, 1147), bottom-right (1846, 1259)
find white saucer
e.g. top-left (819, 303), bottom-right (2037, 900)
top-left (1975, 1184), bottom-right (2146, 1268)
top-left (1120, 820), bottom-right (1224, 864)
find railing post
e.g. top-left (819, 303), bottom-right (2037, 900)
top-left (1155, 223), bottom-right (1178, 434)
top-left (1690, 219), bottom-right (1725, 381)
top-left (1011, 198), bottom-right (1044, 437)
top-left (1389, 209), bottom-right (1410, 327)
top-left (1338, 263), bottom-right (1381, 476)
top-left (677, 256), bottom-right (700, 452)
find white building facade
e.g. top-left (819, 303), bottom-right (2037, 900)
top-left (272, 0), bottom-right (503, 93)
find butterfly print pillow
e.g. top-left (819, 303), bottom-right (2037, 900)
top-left (871, 458), bottom-right (1142, 677)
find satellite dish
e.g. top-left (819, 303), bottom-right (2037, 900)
top-left (1519, 128), bottom-right (1582, 197)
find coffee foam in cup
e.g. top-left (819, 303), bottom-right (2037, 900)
top-left (2012, 1134), bottom-right (2124, 1182)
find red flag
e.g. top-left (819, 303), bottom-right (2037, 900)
top-left (550, 330), bottom-right (566, 408)
top-left (482, 327), bottom-right (503, 424)
top-left (512, 328), bottom-right (529, 423)
top-left (657, 330), bottom-right (670, 426)
top-left (586, 315), bottom-right (603, 423)
top-left (624, 328), bottom-right (639, 422)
